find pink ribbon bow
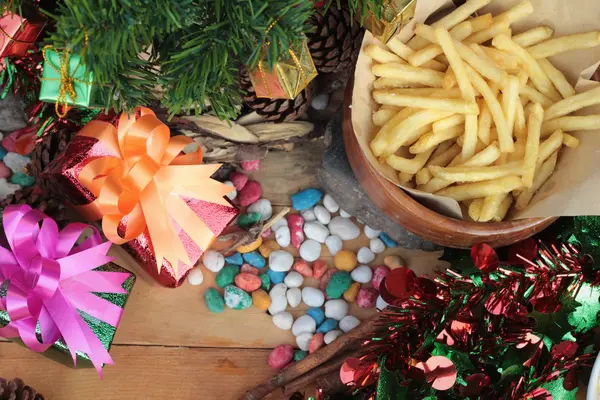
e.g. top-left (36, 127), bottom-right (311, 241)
top-left (0, 205), bottom-right (130, 376)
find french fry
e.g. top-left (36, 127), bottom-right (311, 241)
top-left (386, 37), bottom-right (447, 71)
top-left (492, 34), bottom-right (562, 102)
top-left (517, 71), bottom-right (529, 88)
top-left (508, 136), bottom-right (526, 162)
top-left (435, 176), bottom-right (523, 201)
top-left (374, 108), bottom-right (401, 126)
top-left (410, 22), bottom-right (474, 67)
top-left (454, 39), bottom-right (508, 84)
top-left (377, 88), bottom-right (463, 97)
top-left (492, 194), bottom-right (514, 221)
top-left (398, 172), bottom-right (414, 185)
top-left (416, 168), bottom-right (433, 185)
top-left (427, 143), bottom-right (463, 167)
top-left (541, 115), bottom-right (600, 136)
top-left (464, 20), bottom-right (510, 45)
top-left (562, 133), bottom-right (580, 148)
top-left (468, 198), bottom-right (484, 220)
top-left (537, 130), bottom-right (564, 165)
top-left (523, 103), bottom-right (544, 187)
top-left (470, 14), bottom-right (493, 33)
top-left (433, 114), bottom-right (466, 133)
top-left (462, 115), bottom-right (479, 161)
top-left (479, 193), bottom-right (509, 222)
top-left (430, 161), bottom-right (523, 182)
top-left (502, 75), bottom-right (521, 139)
top-left (495, 0), bottom-right (534, 24)
top-left (443, 67), bottom-right (458, 89)
top-left (515, 152), bottom-right (558, 210)
top-left (519, 85), bottom-right (554, 108)
top-left (435, 27), bottom-right (476, 102)
top-left (528, 32), bottom-right (600, 59)
top-left (386, 147), bottom-right (436, 174)
top-left (543, 86), bottom-right (600, 121)
top-left (373, 91), bottom-right (479, 114)
top-left (373, 77), bottom-right (422, 89)
top-left (372, 63), bottom-right (445, 87)
top-left (476, 45), bottom-right (520, 69)
top-left (409, 125), bottom-right (464, 154)
top-left (365, 45), bottom-right (403, 63)
top-left (513, 26), bottom-right (553, 47)
top-left (538, 58), bottom-right (576, 99)
top-left (371, 107), bottom-right (419, 156)
top-left (478, 101), bottom-right (493, 144)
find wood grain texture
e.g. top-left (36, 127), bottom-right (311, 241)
top-left (342, 78), bottom-right (557, 249)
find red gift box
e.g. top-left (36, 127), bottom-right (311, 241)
top-left (44, 126), bottom-right (238, 288)
top-left (0, 12), bottom-right (47, 58)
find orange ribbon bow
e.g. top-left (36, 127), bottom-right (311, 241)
top-left (76, 107), bottom-right (234, 273)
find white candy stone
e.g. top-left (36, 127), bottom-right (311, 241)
top-left (351, 265), bottom-right (373, 284)
top-left (301, 208), bottom-right (317, 222)
top-left (247, 198), bottom-right (273, 221)
top-left (272, 217), bottom-right (288, 232)
top-left (311, 93), bottom-right (329, 110)
top-left (275, 226), bottom-right (291, 247)
top-left (339, 315), bottom-right (361, 333)
top-left (364, 225), bottom-right (381, 239)
top-left (272, 312), bottom-right (294, 330)
top-left (324, 299), bottom-right (349, 320)
top-left (302, 287), bottom-right (325, 307)
top-left (4, 153), bottom-right (30, 173)
top-left (313, 205), bottom-right (331, 225)
top-left (325, 235), bottom-right (343, 256)
top-left (269, 250), bottom-right (294, 272)
top-left (339, 209), bottom-right (352, 218)
top-left (328, 217), bottom-right (360, 240)
top-left (286, 287), bottom-right (302, 308)
top-left (357, 247), bottom-right (375, 264)
top-left (292, 314), bottom-right (317, 336)
top-left (370, 238), bottom-right (386, 254)
top-left (299, 239), bottom-right (321, 262)
top-left (202, 250), bottom-right (225, 272)
top-left (284, 271), bottom-right (304, 288)
top-left (268, 283), bottom-right (288, 315)
top-left (187, 268), bottom-right (204, 286)
top-left (304, 221), bottom-right (329, 243)
top-left (296, 333), bottom-right (313, 351)
top-left (323, 194), bottom-right (340, 213)
top-left (223, 181), bottom-right (237, 200)
top-left (376, 295), bottom-right (389, 311)
top-left (324, 329), bottom-right (343, 344)
top-left (0, 179), bottom-right (20, 200)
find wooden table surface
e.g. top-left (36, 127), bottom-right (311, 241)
top-left (0, 140), bottom-right (448, 400)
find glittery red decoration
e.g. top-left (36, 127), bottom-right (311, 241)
top-left (460, 373), bottom-right (491, 397)
top-left (416, 356), bottom-right (456, 391)
top-left (551, 341), bottom-right (578, 360)
top-left (385, 267), bottom-right (416, 300)
top-left (508, 238), bottom-right (539, 265)
top-left (471, 243), bottom-right (499, 273)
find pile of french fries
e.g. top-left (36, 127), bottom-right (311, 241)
top-left (366, 0), bottom-right (600, 222)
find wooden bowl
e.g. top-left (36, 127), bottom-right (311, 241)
top-left (342, 79), bottom-right (557, 249)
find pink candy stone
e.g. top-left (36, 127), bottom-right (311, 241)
top-left (292, 260), bottom-right (313, 277)
top-left (357, 287), bottom-right (378, 308)
top-left (268, 344), bottom-right (294, 369)
top-left (240, 264), bottom-right (259, 275)
top-left (238, 180), bottom-right (262, 207)
top-left (313, 260), bottom-right (328, 280)
top-left (229, 172), bottom-right (248, 191)
top-left (287, 213), bottom-right (304, 229)
top-left (319, 269), bottom-right (337, 293)
top-left (371, 265), bottom-right (391, 291)
top-left (240, 159), bottom-right (260, 171)
top-left (309, 333), bottom-right (324, 354)
top-left (234, 273), bottom-right (262, 292)
top-left (261, 228), bottom-right (272, 238)
top-left (0, 162), bottom-right (11, 179)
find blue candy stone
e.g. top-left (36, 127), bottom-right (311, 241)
top-left (291, 188), bottom-right (323, 211)
top-left (0, 146), bottom-right (7, 160)
top-left (317, 318), bottom-right (338, 333)
top-left (242, 251), bottom-right (266, 268)
top-left (267, 268), bottom-right (286, 285)
top-left (306, 307), bottom-right (325, 326)
top-left (379, 232), bottom-right (398, 248)
top-left (10, 172), bottom-right (35, 187)
top-left (225, 252), bottom-right (244, 265)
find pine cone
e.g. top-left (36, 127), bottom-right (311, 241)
top-left (239, 68), bottom-right (312, 122)
top-left (307, 4), bottom-right (365, 74)
top-left (1, 185), bottom-right (68, 225)
top-left (30, 128), bottom-right (76, 181)
top-left (0, 378), bottom-right (45, 400)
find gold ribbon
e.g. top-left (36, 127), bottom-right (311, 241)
top-left (0, 24), bottom-right (36, 45)
top-left (75, 107), bottom-right (235, 273)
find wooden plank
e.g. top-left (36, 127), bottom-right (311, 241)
top-left (0, 343), bottom-right (285, 400)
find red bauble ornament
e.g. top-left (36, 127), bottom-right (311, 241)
top-left (471, 243), bottom-right (499, 273)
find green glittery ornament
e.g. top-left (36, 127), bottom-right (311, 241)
top-left (574, 216), bottom-right (600, 261)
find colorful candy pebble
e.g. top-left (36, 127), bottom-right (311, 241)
top-left (371, 265), bottom-right (391, 291)
top-left (224, 285), bottom-right (252, 310)
top-left (340, 315), bottom-right (361, 332)
top-left (216, 265), bottom-right (240, 288)
top-left (252, 289), bottom-right (271, 311)
top-left (343, 282), bottom-right (360, 303)
top-left (326, 271), bottom-right (352, 299)
top-left (225, 253), bottom-right (243, 265)
top-left (238, 212), bottom-right (262, 228)
top-left (248, 199), bottom-right (272, 221)
top-left (357, 287), bottom-right (378, 308)
top-left (292, 260), bottom-right (313, 277)
top-left (237, 237), bottom-right (263, 253)
top-left (319, 269), bottom-right (337, 292)
top-left (309, 333), bottom-right (325, 354)
top-left (313, 260), bottom-right (328, 280)
top-left (240, 264), bottom-right (259, 275)
top-left (384, 255), bottom-right (406, 269)
top-left (379, 232), bottom-right (399, 248)
top-left (267, 268), bottom-right (286, 285)
top-left (238, 180), bottom-right (262, 207)
top-left (259, 240), bottom-right (280, 258)
top-left (302, 287), bottom-right (325, 308)
top-left (334, 250), bottom-right (357, 272)
top-left (229, 172), bottom-right (248, 191)
top-left (240, 159), bottom-right (260, 171)
top-left (235, 273), bottom-right (262, 292)
top-left (0, 146), bottom-right (7, 160)
top-left (0, 161), bottom-right (10, 179)
top-left (293, 350), bottom-right (308, 361)
top-left (287, 213), bottom-right (305, 229)
top-left (291, 225), bottom-right (305, 249)
top-left (291, 188), bottom-right (323, 211)
top-left (3, 153), bottom-right (29, 174)
top-left (261, 228), bottom-right (272, 238)
top-left (268, 344), bottom-right (294, 369)
top-left (204, 287), bottom-right (225, 314)
top-left (242, 251), bottom-right (266, 268)
top-left (307, 307), bottom-right (326, 326)
top-left (316, 318), bottom-right (338, 333)
top-left (187, 268), bottom-right (204, 286)
top-left (203, 250), bottom-right (225, 272)
top-left (260, 273), bottom-right (271, 291)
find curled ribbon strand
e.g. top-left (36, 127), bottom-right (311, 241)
top-left (0, 205), bottom-right (129, 376)
top-left (75, 107), bottom-right (234, 273)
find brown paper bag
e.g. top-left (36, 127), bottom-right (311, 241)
top-left (352, 0), bottom-right (600, 220)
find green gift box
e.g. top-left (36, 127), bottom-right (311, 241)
top-left (39, 49), bottom-right (108, 109)
top-left (0, 262), bottom-right (135, 369)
